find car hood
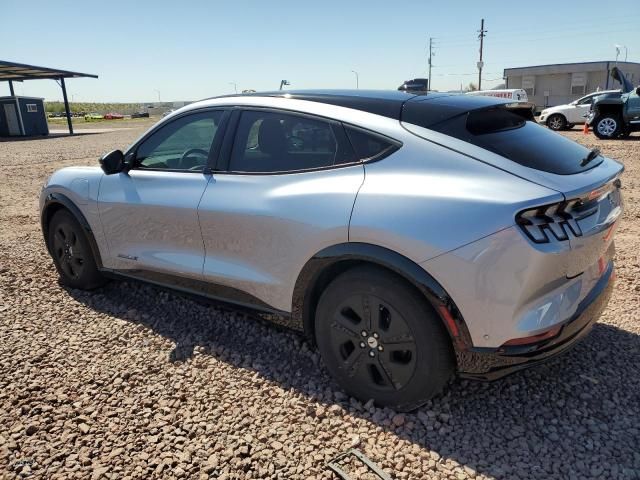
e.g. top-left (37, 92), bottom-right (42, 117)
top-left (610, 66), bottom-right (633, 93)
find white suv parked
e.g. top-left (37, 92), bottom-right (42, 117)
top-left (539, 90), bottom-right (620, 130)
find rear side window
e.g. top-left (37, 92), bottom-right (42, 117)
top-left (428, 107), bottom-right (601, 175)
top-left (229, 110), bottom-right (352, 173)
top-left (345, 127), bottom-right (396, 161)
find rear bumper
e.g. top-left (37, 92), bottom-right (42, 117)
top-left (457, 261), bottom-right (615, 380)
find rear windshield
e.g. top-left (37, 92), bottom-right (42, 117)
top-left (426, 107), bottom-right (602, 175)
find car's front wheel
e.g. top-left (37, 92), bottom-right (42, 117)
top-left (314, 266), bottom-right (454, 411)
top-left (48, 209), bottom-right (106, 289)
top-left (593, 114), bottom-right (621, 139)
top-left (546, 114), bottom-right (567, 131)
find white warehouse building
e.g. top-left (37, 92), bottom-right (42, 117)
top-left (504, 61), bottom-right (640, 108)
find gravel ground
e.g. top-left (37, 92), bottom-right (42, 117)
top-left (1, 125), bottom-right (639, 480)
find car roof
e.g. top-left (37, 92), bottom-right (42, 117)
top-left (204, 89), bottom-right (514, 123)
top-left (585, 90), bottom-right (620, 96)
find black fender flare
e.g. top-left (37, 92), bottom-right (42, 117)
top-left (41, 192), bottom-right (103, 268)
top-left (291, 242), bottom-right (473, 352)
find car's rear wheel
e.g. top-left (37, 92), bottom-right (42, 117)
top-left (48, 210), bottom-right (106, 289)
top-left (593, 115), bottom-right (621, 139)
top-left (546, 114), bottom-right (567, 131)
top-left (314, 266), bottom-right (454, 411)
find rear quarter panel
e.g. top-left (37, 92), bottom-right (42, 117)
top-left (349, 138), bottom-right (562, 264)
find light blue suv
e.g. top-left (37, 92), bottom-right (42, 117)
top-left (41, 90), bottom-right (623, 410)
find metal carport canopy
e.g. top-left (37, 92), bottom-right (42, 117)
top-left (0, 60), bottom-right (98, 135)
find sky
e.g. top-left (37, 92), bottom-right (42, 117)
top-left (2, 0), bottom-right (639, 103)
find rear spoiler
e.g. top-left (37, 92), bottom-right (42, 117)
top-left (402, 95), bottom-right (535, 129)
top-left (502, 102), bottom-right (535, 120)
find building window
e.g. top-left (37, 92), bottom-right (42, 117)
top-left (571, 72), bottom-right (587, 95)
top-left (26, 104), bottom-right (38, 113)
top-left (522, 75), bottom-right (535, 96)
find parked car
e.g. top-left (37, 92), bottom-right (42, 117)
top-left (397, 78), bottom-right (429, 92)
top-left (40, 90), bottom-right (623, 410)
top-left (466, 88), bottom-right (529, 103)
top-left (131, 112), bottom-right (150, 119)
top-left (84, 113), bottom-right (103, 121)
top-left (539, 90), bottom-right (621, 130)
top-left (104, 113), bottom-right (124, 120)
top-left (588, 67), bottom-right (640, 139)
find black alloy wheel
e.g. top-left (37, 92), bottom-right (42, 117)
top-left (315, 266), bottom-right (454, 411)
top-left (330, 293), bottom-right (418, 391)
top-left (48, 210), bottom-right (105, 289)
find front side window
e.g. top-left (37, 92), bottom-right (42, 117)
top-left (136, 111), bottom-right (223, 171)
top-left (229, 111), bottom-right (347, 173)
top-left (576, 95), bottom-right (593, 106)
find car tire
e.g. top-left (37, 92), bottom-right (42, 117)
top-left (620, 126), bottom-right (632, 139)
top-left (48, 209), bottom-right (106, 290)
top-left (546, 114), bottom-right (567, 131)
top-left (593, 115), bottom-right (622, 139)
top-left (314, 265), bottom-right (454, 411)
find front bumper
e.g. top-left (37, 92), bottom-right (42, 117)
top-left (457, 261), bottom-right (615, 380)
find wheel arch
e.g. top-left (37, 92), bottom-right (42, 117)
top-left (41, 193), bottom-right (103, 268)
top-left (292, 242), bottom-right (473, 353)
top-left (546, 112), bottom-right (566, 127)
top-left (596, 104), bottom-right (623, 117)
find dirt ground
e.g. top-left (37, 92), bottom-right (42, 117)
top-left (0, 124), bottom-right (638, 479)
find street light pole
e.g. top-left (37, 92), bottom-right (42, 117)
top-left (351, 70), bottom-right (359, 89)
top-left (229, 82), bottom-right (238, 93)
top-left (154, 89), bottom-right (161, 103)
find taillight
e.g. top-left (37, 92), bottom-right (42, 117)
top-left (516, 200), bottom-right (583, 243)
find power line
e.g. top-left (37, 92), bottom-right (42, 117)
top-left (430, 14), bottom-right (640, 42)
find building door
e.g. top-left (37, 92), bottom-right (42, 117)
top-left (3, 103), bottom-right (21, 136)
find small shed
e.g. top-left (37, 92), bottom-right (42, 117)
top-left (0, 96), bottom-right (48, 136)
top-left (0, 60), bottom-right (98, 135)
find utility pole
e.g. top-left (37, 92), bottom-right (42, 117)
top-left (477, 18), bottom-right (487, 90)
top-left (428, 37), bottom-right (434, 91)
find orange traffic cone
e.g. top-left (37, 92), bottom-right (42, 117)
top-left (583, 122), bottom-right (589, 135)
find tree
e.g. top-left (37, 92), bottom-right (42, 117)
top-left (464, 82), bottom-right (478, 92)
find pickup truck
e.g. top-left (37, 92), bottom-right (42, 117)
top-left (588, 67), bottom-right (640, 139)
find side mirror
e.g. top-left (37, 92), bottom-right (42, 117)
top-left (99, 150), bottom-right (125, 175)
